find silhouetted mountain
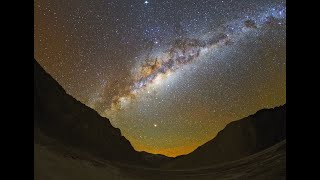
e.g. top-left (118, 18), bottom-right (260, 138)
top-left (139, 151), bottom-right (173, 166)
top-left (34, 59), bottom-right (172, 166)
top-left (34, 57), bottom-right (285, 172)
top-left (164, 105), bottom-right (286, 169)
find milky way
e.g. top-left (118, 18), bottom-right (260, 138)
top-left (35, 0), bottom-right (286, 157)
top-left (107, 4), bottom-right (285, 115)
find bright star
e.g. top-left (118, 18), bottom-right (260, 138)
top-left (154, 124), bottom-right (157, 127)
top-left (144, 1), bottom-right (149, 4)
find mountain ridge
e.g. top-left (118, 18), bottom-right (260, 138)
top-left (164, 104), bottom-right (286, 169)
top-left (34, 58), bottom-right (285, 169)
top-left (34, 59), bottom-right (172, 167)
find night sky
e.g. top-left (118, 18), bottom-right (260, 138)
top-left (34, 0), bottom-right (286, 157)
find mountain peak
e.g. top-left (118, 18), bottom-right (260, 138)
top-left (34, 59), bottom-right (172, 166)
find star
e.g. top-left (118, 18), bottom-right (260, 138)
top-left (35, 0), bottom-right (286, 157)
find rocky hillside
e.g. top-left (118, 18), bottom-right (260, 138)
top-left (164, 105), bottom-right (286, 169)
top-left (34, 59), bottom-right (172, 166)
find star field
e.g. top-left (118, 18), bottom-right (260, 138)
top-left (35, 0), bottom-right (286, 157)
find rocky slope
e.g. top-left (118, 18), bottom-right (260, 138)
top-left (164, 105), bottom-right (286, 169)
top-left (34, 59), bottom-right (171, 166)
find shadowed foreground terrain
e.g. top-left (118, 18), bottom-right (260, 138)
top-left (35, 140), bottom-right (285, 180)
top-left (34, 59), bottom-right (286, 179)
